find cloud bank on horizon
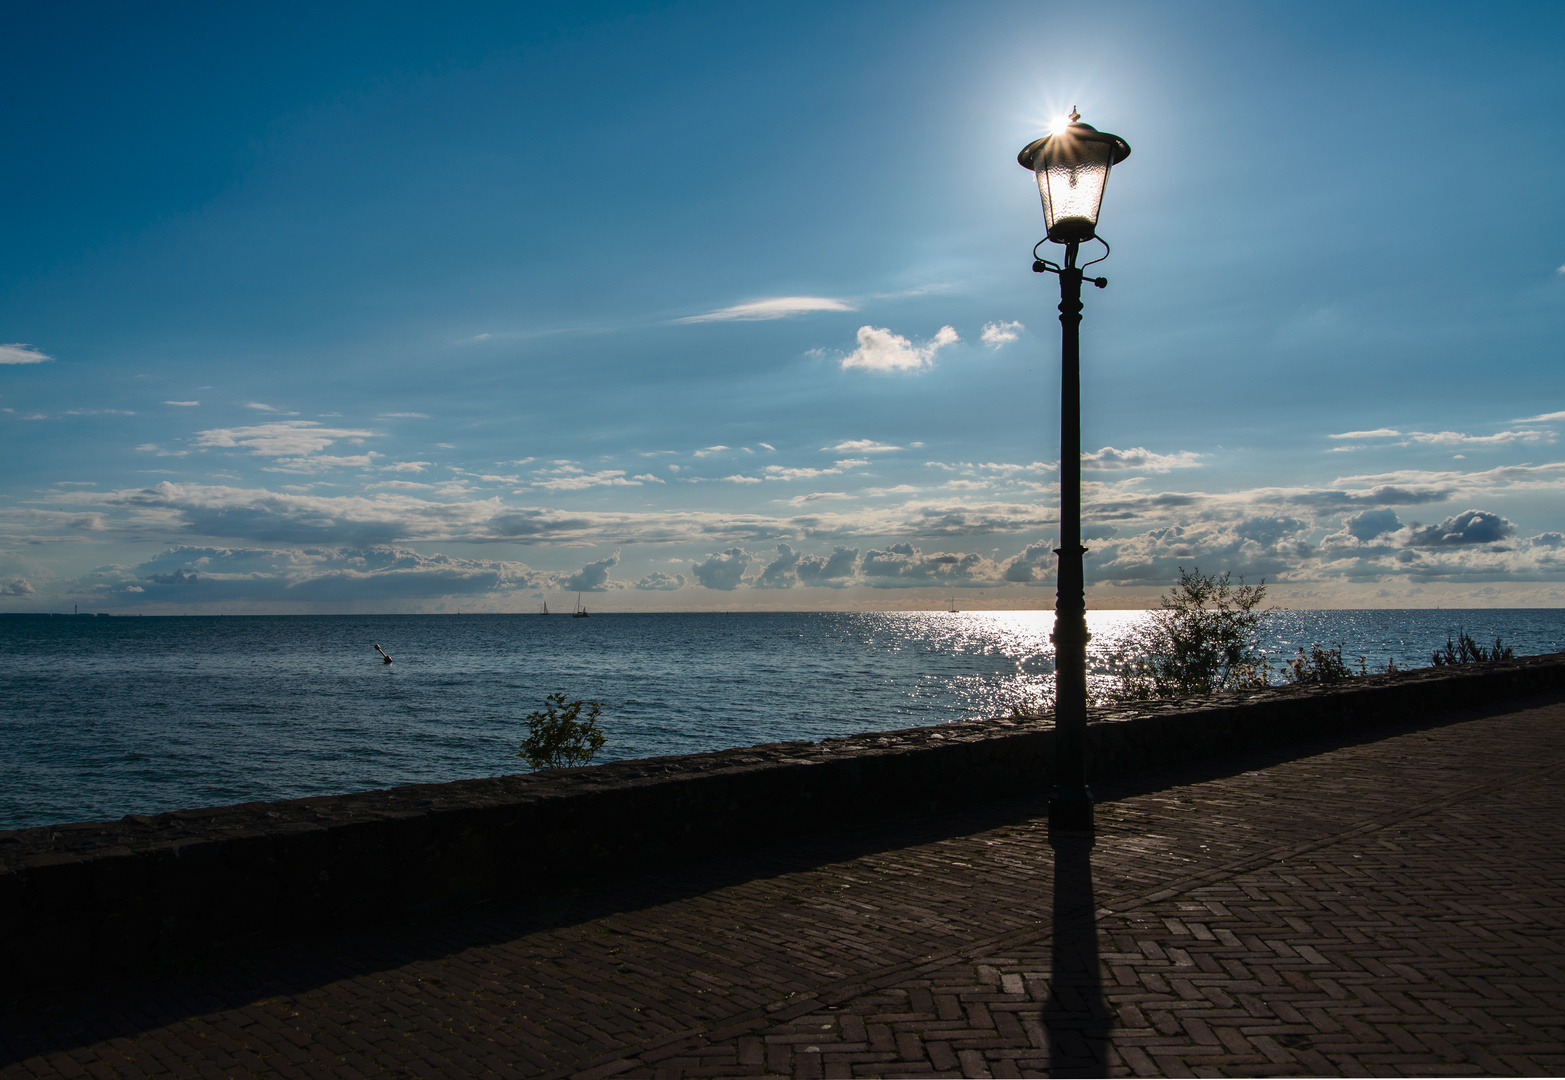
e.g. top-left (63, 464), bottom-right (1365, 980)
top-left (2, 3), bottom-right (1563, 611)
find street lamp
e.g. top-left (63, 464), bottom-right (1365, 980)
top-left (1018, 108), bottom-right (1130, 833)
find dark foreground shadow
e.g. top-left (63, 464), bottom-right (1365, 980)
top-left (1042, 829), bottom-right (1112, 1076)
top-left (4, 689), bottom-right (1550, 1066)
top-left (0, 794), bottom-right (1052, 1067)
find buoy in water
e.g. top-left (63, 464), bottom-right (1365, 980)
top-left (375, 643), bottom-right (393, 665)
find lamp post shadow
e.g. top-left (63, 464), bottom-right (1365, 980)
top-left (1041, 828), bottom-right (1113, 1076)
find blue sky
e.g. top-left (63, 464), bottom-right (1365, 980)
top-left (3, 1), bottom-right (1564, 612)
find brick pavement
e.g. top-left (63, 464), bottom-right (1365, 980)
top-left (3, 695), bottom-right (1562, 1078)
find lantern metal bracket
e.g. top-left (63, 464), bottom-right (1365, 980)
top-left (1032, 235), bottom-right (1110, 288)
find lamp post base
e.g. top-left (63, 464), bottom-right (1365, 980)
top-left (1049, 787), bottom-right (1095, 833)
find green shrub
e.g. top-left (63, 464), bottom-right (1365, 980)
top-left (1431, 630), bottom-right (1514, 666)
top-left (1106, 567), bottom-right (1270, 702)
top-left (1281, 642), bottom-right (1354, 684)
top-left (518, 693), bottom-right (606, 770)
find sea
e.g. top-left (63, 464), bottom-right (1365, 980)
top-left (3, 608), bottom-right (1562, 831)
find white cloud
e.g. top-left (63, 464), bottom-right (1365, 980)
top-left (678, 296), bottom-right (856, 323)
top-left (763, 465), bottom-right (841, 481)
top-left (693, 445), bottom-right (730, 457)
top-left (1403, 430), bottom-right (1548, 447)
top-left (244, 402), bottom-right (279, 412)
top-left (759, 443), bottom-right (776, 451)
top-left (634, 571), bottom-right (686, 591)
top-left (1517, 411), bottom-right (1565, 423)
top-left (192, 421), bottom-right (380, 460)
top-left (1081, 446), bottom-right (1202, 472)
top-left (379, 412), bottom-right (429, 419)
top-left (823, 439), bottom-right (901, 454)
top-left (980, 321), bottom-right (1024, 348)
top-left (860, 542), bottom-right (1005, 588)
top-left (755, 542), bottom-right (862, 589)
top-left (260, 452), bottom-right (379, 473)
top-left (1330, 428), bottom-right (1400, 439)
top-left (386, 461), bottom-right (431, 473)
top-left (691, 547), bottom-right (753, 590)
top-left (164, 400), bottom-right (200, 407)
top-left (561, 550), bottom-right (620, 592)
top-left (840, 325), bottom-right (958, 372)
top-left (0, 344), bottom-right (51, 365)
top-left (531, 469), bottom-right (644, 491)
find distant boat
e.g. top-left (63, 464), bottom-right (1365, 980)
top-left (573, 593), bottom-right (589, 619)
top-left (947, 596), bottom-right (960, 613)
top-left (541, 600), bottom-right (550, 615)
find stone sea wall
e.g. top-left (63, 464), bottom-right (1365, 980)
top-left (4, 652), bottom-right (1564, 986)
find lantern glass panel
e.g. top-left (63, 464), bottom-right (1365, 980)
top-left (1035, 132), bottom-right (1116, 243)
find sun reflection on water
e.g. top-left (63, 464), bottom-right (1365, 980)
top-left (849, 608), bottom-right (1157, 722)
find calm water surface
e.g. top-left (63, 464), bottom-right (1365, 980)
top-left (2, 609), bottom-right (1561, 829)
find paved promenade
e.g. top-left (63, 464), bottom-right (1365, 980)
top-left (3, 695), bottom-right (1563, 1078)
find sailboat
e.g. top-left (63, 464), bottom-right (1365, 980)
top-left (947, 596), bottom-right (960, 613)
top-left (541, 600), bottom-right (550, 615)
top-left (573, 593), bottom-right (589, 618)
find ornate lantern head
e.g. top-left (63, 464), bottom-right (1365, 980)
top-left (1018, 109), bottom-right (1131, 244)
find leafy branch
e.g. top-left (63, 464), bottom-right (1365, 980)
top-left (518, 693), bottom-right (606, 770)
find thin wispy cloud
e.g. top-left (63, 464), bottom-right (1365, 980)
top-left (823, 439), bottom-right (900, 453)
top-left (1517, 410), bottom-right (1565, 423)
top-left (1330, 429), bottom-right (1400, 439)
top-left (191, 420), bottom-right (379, 460)
top-left (762, 464), bottom-right (845, 481)
top-left (1403, 429), bottom-right (1549, 447)
top-left (379, 412), bottom-right (429, 419)
top-left (531, 469), bottom-right (645, 491)
top-left (164, 400), bottom-right (200, 407)
top-left (840, 325), bottom-right (958, 372)
top-left (245, 402), bottom-right (279, 412)
top-left (677, 296), bottom-right (856, 323)
top-left (0, 344), bottom-right (52, 365)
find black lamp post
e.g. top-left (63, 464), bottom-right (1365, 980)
top-left (1018, 109), bottom-right (1130, 833)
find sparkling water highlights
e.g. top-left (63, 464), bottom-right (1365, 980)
top-left (3, 609), bottom-right (1562, 829)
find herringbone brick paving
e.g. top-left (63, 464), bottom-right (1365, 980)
top-left (3, 696), bottom-right (1562, 1078)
